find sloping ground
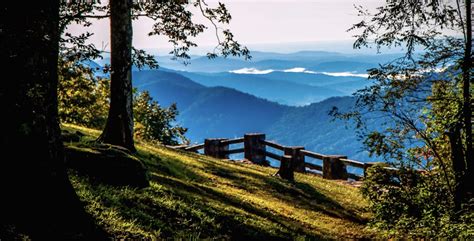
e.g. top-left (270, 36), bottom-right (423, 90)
top-left (64, 124), bottom-right (376, 240)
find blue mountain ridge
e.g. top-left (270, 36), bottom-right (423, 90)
top-left (85, 50), bottom-right (400, 163)
top-left (132, 69), bottom-right (375, 164)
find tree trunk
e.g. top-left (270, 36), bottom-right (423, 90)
top-left (454, 0), bottom-right (473, 210)
top-left (0, 1), bottom-right (102, 239)
top-left (448, 127), bottom-right (466, 211)
top-left (462, 0), bottom-right (473, 202)
top-left (98, 0), bottom-right (136, 152)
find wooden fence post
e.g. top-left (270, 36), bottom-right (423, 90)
top-left (284, 146), bottom-right (306, 173)
top-left (322, 155), bottom-right (348, 180)
top-left (244, 133), bottom-right (268, 165)
top-left (204, 138), bottom-right (229, 159)
top-left (277, 155), bottom-right (294, 181)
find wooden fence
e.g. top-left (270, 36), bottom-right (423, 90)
top-left (171, 133), bottom-right (384, 182)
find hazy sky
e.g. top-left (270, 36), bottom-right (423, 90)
top-left (68, 0), bottom-right (385, 54)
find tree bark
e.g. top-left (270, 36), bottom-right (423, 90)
top-left (0, 1), bottom-right (102, 238)
top-left (448, 127), bottom-right (466, 210)
top-left (454, 0), bottom-right (473, 210)
top-left (462, 0), bottom-right (474, 205)
top-left (98, 0), bottom-right (136, 152)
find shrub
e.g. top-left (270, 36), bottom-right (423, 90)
top-left (361, 164), bottom-right (473, 238)
top-left (58, 60), bottom-right (188, 145)
top-left (133, 91), bottom-right (188, 145)
top-left (58, 60), bottom-right (108, 128)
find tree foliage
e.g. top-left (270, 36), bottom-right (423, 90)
top-left (58, 60), bottom-right (187, 145)
top-left (332, 0), bottom-right (473, 237)
top-left (59, 0), bottom-right (251, 67)
top-left (59, 0), bottom-right (250, 151)
top-left (134, 91), bottom-right (188, 145)
top-left (362, 164), bottom-right (473, 238)
top-left (58, 59), bottom-right (109, 128)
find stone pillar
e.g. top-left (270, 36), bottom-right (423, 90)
top-left (244, 133), bottom-right (268, 165)
top-left (322, 155), bottom-right (348, 180)
top-left (284, 146), bottom-right (306, 173)
top-left (204, 138), bottom-right (229, 159)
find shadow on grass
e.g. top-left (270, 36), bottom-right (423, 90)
top-left (200, 159), bottom-right (367, 224)
top-left (62, 126), bottom-right (370, 240)
top-left (91, 148), bottom-right (367, 240)
top-left (136, 150), bottom-right (208, 183)
top-left (148, 173), bottom-right (325, 240)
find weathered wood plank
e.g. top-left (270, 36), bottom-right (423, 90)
top-left (340, 158), bottom-right (366, 169)
top-left (221, 138), bottom-right (244, 145)
top-left (225, 148), bottom-right (245, 154)
top-left (185, 143), bottom-right (204, 151)
top-left (264, 151), bottom-right (282, 161)
top-left (262, 140), bottom-right (286, 151)
top-left (305, 162), bottom-right (322, 171)
top-left (300, 150), bottom-right (326, 160)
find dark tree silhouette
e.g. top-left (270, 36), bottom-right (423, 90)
top-left (0, 1), bottom-right (102, 239)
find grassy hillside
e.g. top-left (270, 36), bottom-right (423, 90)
top-left (64, 124), bottom-right (376, 240)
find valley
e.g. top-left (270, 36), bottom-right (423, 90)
top-left (128, 50), bottom-right (389, 162)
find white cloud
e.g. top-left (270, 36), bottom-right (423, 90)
top-left (320, 72), bottom-right (369, 78)
top-left (229, 67), bottom-right (369, 77)
top-left (283, 67), bottom-right (317, 74)
top-left (229, 68), bottom-right (275, 74)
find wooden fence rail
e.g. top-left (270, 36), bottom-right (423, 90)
top-left (264, 151), bottom-right (282, 161)
top-left (225, 148), bottom-right (245, 155)
top-left (221, 137), bottom-right (245, 145)
top-left (262, 140), bottom-right (285, 151)
top-left (174, 133), bottom-right (391, 182)
top-left (185, 143), bottom-right (204, 152)
top-left (305, 162), bottom-right (322, 172)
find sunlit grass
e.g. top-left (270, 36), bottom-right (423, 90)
top-left (64, 124), bottom-right (376, 239)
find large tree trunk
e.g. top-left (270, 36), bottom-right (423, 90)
top-left (0, 1), bottom-right (101, 239)
top-left (98, 0), bottom-right (136, 152)
top-left (449, 127), bottom-right (466, 211)
top-left (462, 0), bottom-right (473, 201)
top-left (453, 0), bottom-right (473, 210)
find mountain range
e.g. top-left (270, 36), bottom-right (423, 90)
top-left (132, 69), bottom-right (373, 163)
top-left (147, 50), bottom-right (402, 74)
top-left (91, 50), bottom-right (400, 163)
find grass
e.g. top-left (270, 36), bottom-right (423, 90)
top-left (63, 124), bottom-right (377, 240)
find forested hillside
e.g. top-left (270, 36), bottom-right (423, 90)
top-left (133, 70), bottom-right (370, 161)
